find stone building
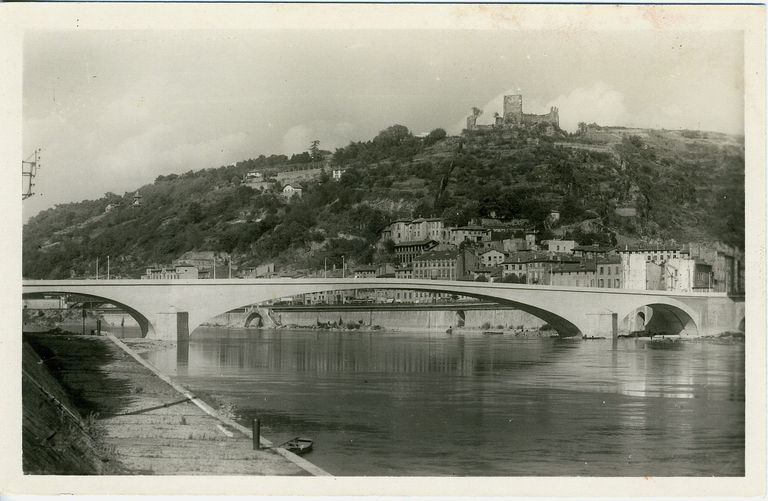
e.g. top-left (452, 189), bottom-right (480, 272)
top-left (466, 94), bottom-right (560, 131)
top-left (595, 256), bottom-right (623, 289)
top-left (393, 239), bottom-right (439, 265)
top-left (412, 249), bottom-right (477, 281)
top-left (549, 262), bottom-right (596, 288)
top-left (479, 249), bottom-right (506, 267)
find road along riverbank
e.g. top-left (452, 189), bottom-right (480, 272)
top-left (22, 331), bottom-right (329, 476)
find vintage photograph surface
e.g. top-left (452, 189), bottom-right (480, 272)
top-left (16, 5), bottom-right (755, 485)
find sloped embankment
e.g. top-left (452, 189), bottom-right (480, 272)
top-left (22, 339), bottom-right (125, 474)
top-left (22, 333), bottom-right (318, 475)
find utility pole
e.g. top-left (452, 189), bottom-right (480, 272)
top-left (228, 255), bottom-right (232, 279)
top-left (324, 258), bottom-right (327, 278)
top-left (213, 257), bottom-right (216, 279)
top-left (107, 256), bottom-right (110, 280)
top-left (342, 256), bottom-right (345, 278)
top-left (96, 257), bottom-right (99, 280)
top-left (22, 149), bottom-right (41, 200)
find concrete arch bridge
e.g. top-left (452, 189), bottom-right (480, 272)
top-left (22, 279), bottom-right (744, 341)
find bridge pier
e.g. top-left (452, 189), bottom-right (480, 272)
top-left (149, 311), bottom-right (189, 342)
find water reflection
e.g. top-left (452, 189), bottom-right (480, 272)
top-left (143, 328), bottom-right (744, 476)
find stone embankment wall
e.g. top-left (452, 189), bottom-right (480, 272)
top-left (196, 306), bottom-right (544, 331)
top-left (272, 307), bottom-right (544, 331)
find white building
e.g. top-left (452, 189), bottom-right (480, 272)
top-left (479, 249), bottom-right (506, 267)
top-left (282, 184), bottom-right (303, 199)
top-left (663, 258), bottom-right (696, 292)
top-left (546, 239), bottom-right (577, 254)
top-left (141, 265), bottom-right (199, 280)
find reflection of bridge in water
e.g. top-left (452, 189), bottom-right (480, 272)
top-left (22, 279), bottom-right (744, 341)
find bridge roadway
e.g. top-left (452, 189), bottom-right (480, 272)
top-left (22, 278), bottom-right (744, 341)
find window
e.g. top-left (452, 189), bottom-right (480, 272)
top-left (599, 266), bottom-right (604, 274)
top-left (615, 278), bottom-right (620, 287)
top-left (607, 267), bottom-right (611, 275)
top-left (599, 279), bottom-right (604, 287)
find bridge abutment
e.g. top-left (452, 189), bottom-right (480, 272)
top-left (149, 311), bottom-right (190, 342)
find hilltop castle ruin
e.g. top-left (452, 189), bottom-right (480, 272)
top-left (466, 94), bottom-right (559, 131)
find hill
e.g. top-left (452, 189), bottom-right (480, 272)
top-left (22, 123), bottom-right (744, 279)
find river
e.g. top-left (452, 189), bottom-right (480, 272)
top-left (131, 327), bottom-right (743, 476)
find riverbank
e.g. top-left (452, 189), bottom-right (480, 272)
top-left (22, 331), bottom-right (327, 475)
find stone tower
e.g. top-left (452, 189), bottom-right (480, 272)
top-left (503, 95), bottom-right (523, 122)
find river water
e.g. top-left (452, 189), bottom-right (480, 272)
top-left (135, 328), bottom-right (744, 476)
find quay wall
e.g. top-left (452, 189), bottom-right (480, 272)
top-left (202, 305), bottom-right (545, 331)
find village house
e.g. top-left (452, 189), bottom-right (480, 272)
top-left (479, 249), bottom-right (506, 267)
top-left (549, 262), bottom-right (596, 288)
top-left (595, 256), bottom-right (623, 289)
top-left (525, 252), bottom-right (580, 285)
top-left (546, 239), bottom-right (577, 254)
top-left (501, 255), bottom-right (529, 283)
top-left (332, 169), bottom-right (345, 180)
top-left (353, 266), bottom-right (378, 279)
top-left (282, 184), bottom-right (303, 199)
top-left (448, 225), bottom-right (492, 245)
top-left (470, 266), bottom-right (502, 282)
top-left (384, 218), bottom-right (446, 244)
top-left (685, 242), bottom-right (744, 294)
top-left (241, 262), bottom-right (276, 278)
top-left (616, 244), bottom-right (683, 265)
top-left (141, 265), bottom-right (199, 280)
top-left (242, 171), bottom-right (272, 190)
top-left (412, 248), bottom-right (477, 281)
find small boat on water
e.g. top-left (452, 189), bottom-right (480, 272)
top-left (282, 437), bottom-right (313, 455)
top-left (483, 331), bottom-right (504, 336)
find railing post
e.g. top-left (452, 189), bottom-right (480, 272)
top-left (252, 418), bottom-right (260, 450)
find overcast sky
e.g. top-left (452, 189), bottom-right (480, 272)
top-left (23, 29), bottom-right (743, 220)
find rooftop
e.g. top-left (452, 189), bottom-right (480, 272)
top-left (393, 239), bottom-right (439, 248)
top-left (413, 249), bottom-right (460, 261)
top-left (617, 244), bottom-right (682, 252)
top-left (553, 262), bottom-right (596, 273)
top-left (572, 245), bottom-right (613, 253)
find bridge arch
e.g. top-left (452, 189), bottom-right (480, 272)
top-left (192, 284), bottom-right (586, 338)
top-left (22, 290), bottom-right (154, 338)
top-left (621, 301), bottom-right (699, 336)
top-left (633, 311), bottom-right (646, 331)
top-left (244, 311), bottom-right (263, 328)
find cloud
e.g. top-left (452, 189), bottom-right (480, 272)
top-left (281, 121), bottom-right (360, 155)
top-left (541, 83), bottom-right (628, 132)
top-left (448, 88), bottom-right (523, 135)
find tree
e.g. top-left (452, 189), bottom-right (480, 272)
top-left (309, 140), bottom-right (321, 162)
top-left (424, 128), bottom-right (447, 147)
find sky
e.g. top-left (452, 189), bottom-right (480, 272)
top-left (22, 29), bottom-right (744, 220)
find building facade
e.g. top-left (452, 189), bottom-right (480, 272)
top-left (141, 265), bottom-right (199, 280)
